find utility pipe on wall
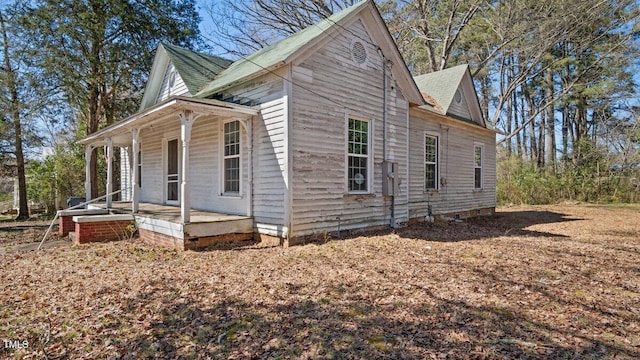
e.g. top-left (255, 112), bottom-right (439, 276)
top-left (379, 48), bottom-right (395, 228)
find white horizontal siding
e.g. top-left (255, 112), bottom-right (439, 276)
top-left (408, 108), bottom-right (496, 219)
top-left (251, 97), bottom-right (287, 231)
top-left (155, 63), bottom-right (190, 103)
top-left (136, 70), bottom-right (286, 232)
top-left (138, 116), bottom-right (179, 204)
top-left (448, 88), bottom-right (471, 120)
top-left (137, 114), bottom-right (249, 215)
top-left (290, 18), bottom-right (409, 238)
top-left (120, 148), bottom-right (131, 201)
top-left (190, 115), bottom-right (248, 215)
top-left (220, 72), bottom-right (284, 106)
top-left (223, 73), bottom-right (287, 233)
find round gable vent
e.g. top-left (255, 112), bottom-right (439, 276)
top-left (454, 89), bottom-right (462, 104)
top-left (168, 70), bottom-right (176, 89)
top-left (351, 40), bottom-right (367, 65)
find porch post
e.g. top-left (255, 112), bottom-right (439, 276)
top-left (84, 144), bottom-right (94, 203)
top-left (179, 111), bottom-right (193, 224)
top-left (178, 111), bottom-right (204, 224)
top-left (238, 118), bottom-right (253, 217)
top-left (106, 137), bottom-right (113, 208)
top-left (131, 128), bottom-right (140, 213)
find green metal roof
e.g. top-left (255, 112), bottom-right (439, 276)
top-left (161, 43), bottom-right (234, 94)
top-left (413, 64), bottom-right (468, 113)
top-left (195, 0), bottom-right (369, 98)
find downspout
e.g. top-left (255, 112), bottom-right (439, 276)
top-left (381, 50), bottom-right (388, 161)
top-left (379, 49), bottom-right (395, 228)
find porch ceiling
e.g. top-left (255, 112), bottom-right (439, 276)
top-left (78, 96), bottom-right (259, 147)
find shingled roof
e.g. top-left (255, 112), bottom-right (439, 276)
top-left (413, 64), bottom-right (469, 114)
top-left (161, 43), bottom-right (233, 94)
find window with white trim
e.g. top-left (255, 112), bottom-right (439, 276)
top-left (474, 144), bottom-right (483, 189)
top-left (425, 134), bottom-right (438, 190)
top-left (223, 120), bottom-right (240, 194)
top-left (347, 117), bottom-right (370, 193)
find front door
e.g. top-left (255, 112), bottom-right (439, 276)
top-left (166, 138), bottom-right (179, 204)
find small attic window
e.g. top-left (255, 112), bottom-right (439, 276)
top-left (454, 89), bottom-right (462, 104)
top-left (350, 40), bottom-right (367, 65)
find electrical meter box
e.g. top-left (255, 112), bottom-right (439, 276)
top-left (382, 161), bottom-right (398, 196)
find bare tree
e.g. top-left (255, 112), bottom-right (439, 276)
top-left (203, 0), bottom-right (360, 56)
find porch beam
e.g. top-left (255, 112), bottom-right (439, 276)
top-left (106, 137), bottom-right (113, 208)
top-left (78, 96), bottom-right (258, 146)
top-left (84, 144), bottom-right (95, 203)
top-left (179, 110), bottom-right (204, 224)
top-left (131, 128), bottom-right (140, 213)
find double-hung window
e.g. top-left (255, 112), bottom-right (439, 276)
top-left (347, 117), bottom-right (370, 193)
top-left (223, 120), bottom-right (241, 194)
top-left (474, 144), bottom-right (483, 189)
top-left (425, 134), bottom-right (438, 190)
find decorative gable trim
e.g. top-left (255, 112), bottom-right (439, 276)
top-left (459, 68), bottom-right (486, 128)
top-left (139, 44), bottom-right (171, 111)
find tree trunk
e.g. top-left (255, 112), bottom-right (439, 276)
top-left (0, 8), bottom-right (29, 219)
top-left (538, 110), bottom-right (546, 168)
top-left (545, 68), bottom-right (556, 167)
top-left (13, 107), bottom-right (28, 219)
top-left (504, 54), bottom-right (513, 156)
top-left (523, 85), bottom-right (537, 163)
top-left (520, 83), bottom-right (528, 159)
top-left (562, 108), bottom-right (569, 160)
top-left (87, 38), bottom-right (101, 199)
top-left (480, 75), bottom-right (491, 125)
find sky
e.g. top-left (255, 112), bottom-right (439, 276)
top-left (196, 0), bottom-right (237, 58)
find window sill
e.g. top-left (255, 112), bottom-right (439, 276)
top-left (473, 188), bottom-right (483, 193)
top-left (219, 193), bottom-right (242, 199)
top-left (424, 189), bottom-right (440, 194)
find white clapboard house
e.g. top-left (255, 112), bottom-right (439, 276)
top-left (77, 0), bottom-right (496, 248)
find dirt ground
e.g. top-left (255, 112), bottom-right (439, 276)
top-left (1, 204), bottom-right (639, 359)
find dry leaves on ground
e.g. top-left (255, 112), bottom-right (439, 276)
top-left (1, 204), bottom-right (639, 359)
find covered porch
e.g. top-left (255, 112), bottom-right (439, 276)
top-left (106, 201), bottom-right (254, 249)
top-left (75, 96), bottom-right (260, 249)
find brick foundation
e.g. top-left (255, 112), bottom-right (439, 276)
top-left (287, 224), bottom-right (390, 247)
top-left (59, 209), bottom-right (109, 236)
top-left (74, 219), bottom-right (135, 244)
top-left (253, 233), bottom-right (285, 247)
top-left (59, 216), bottom-right (75, 236)
top-left (184, 233), bottom-right (253, 250)
top-left (139, 229), bottom-right (255, 250)
top-left (408, 206), bottom-right (496, 225)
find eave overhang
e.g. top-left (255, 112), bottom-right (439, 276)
top-left (78, 96), bottom-right (259, 147)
